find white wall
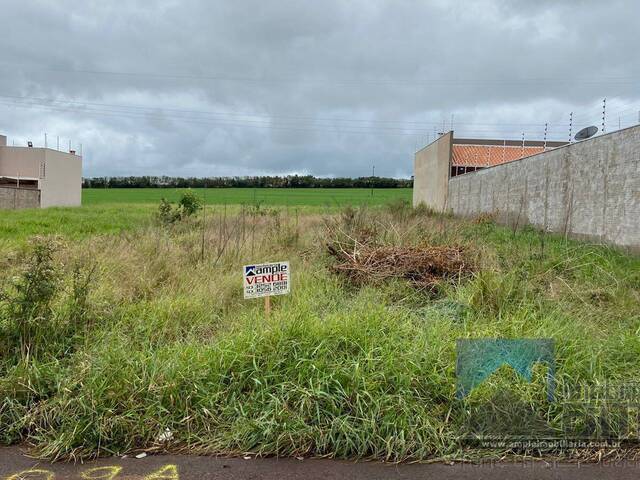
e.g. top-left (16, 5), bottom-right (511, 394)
top-left (40, 150), bottom-right (82, 207)
top-left (413, 132), bottom-right (452, 211)
top-left (0, 147), bottom-right (43, 178)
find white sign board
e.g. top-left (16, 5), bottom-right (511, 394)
top-left (243, 261), bottom-right (290, 299)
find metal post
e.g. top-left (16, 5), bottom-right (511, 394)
top-left (44, 133), bottom-right (47, 148)
top-left (569, 112), bottom-right (573, 144)
top-left (57, 136), bottom-right (59, 150)
top-left (543, 123), bottom-right (548, 151)
top-left (602, 98), bottom-right (606, 134)
top-left (371, 165), bottom-right (375, 197)
top-left (521, 132), bottom-right (525, 158)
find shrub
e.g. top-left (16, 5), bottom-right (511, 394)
top-left (178, 190), bottom-right (203, 217)
top-left (157, 198), bottom-right (181, 225)
top-left (0, 237), bottom-right (61, 361)
top-left (156, 191), bottom-right (203, 225)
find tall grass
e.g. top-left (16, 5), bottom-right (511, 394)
top-left (0, 203), bottom-right (638, 460)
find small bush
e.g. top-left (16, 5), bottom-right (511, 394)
top-left (0, 237), bottom-right (61, 361)
top-left (157, 198), bottom-right (181, 225)
top-left (178, 190), bottom-right (203, 217)
top-left (0, 238), bottom-right (97, 366)
top-left (156, 191), bottom-right (203, 225)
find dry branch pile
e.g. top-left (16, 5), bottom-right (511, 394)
top-left (327, 242), bottom-right (473, 289)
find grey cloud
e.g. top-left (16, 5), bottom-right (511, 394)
top-left (0, 0), bottom-right (638, 178)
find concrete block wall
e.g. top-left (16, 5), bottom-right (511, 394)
top-left (447, 125), bottom-right (640, 250)
top-left (0, 187), bottom-right (40, 209)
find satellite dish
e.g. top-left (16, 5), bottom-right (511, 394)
top-left (574, 126), bottom-right (598, 141)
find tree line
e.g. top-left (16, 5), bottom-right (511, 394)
top-left (82, 175), bottom-right (413, 189)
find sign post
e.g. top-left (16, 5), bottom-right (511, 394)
top-left (243, 261), bottom-right (290, 318)
top-left (264, 295), bottom-right (271, 318)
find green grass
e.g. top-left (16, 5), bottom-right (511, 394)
top-left (0, 203), bottom-right (638, 461)
top-left (1, 188), bottom-right (410, 246)
top-left (82, 187), bottom-right (412, 206)
top-left (0, 204), bottom-right (154, 247)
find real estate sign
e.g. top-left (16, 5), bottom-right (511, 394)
top-left (243, 261), bottom-right (290, 299)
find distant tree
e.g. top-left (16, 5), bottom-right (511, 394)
top-left (83, 175), bottom-right (413, 189)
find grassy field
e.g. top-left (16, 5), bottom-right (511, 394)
top-left (1, 189), bottom-right (411, 246)
top-left (0, 198), bottom-right (638, 461)
top-left (0, 205), bottom-right (154, 247)
top-left (82, 187), bottom-right (412, 206)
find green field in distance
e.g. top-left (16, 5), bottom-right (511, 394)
top-left (82, 188), bottom-right (412, 206)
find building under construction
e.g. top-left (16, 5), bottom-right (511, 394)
top-left (412, 126), bottom-right (640, 250)
top-left (413, 131), bottom-right (566, 211)
top-left (0, 134), bottom-right (82, 209)
top-left (449, 137), bottom-right (567, 177)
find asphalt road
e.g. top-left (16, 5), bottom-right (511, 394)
top-left (2, 447), bottom-right (640, 479)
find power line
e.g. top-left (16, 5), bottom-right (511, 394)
top-left (0, 93), bottom-right (559, 128)
top-left (1, 92), bottom-right (637, 140)
top-left (0, 99), bottom-right (594, 139)
top-left (5, 92), bottom-right (637, 131)
top-left (2, 62), bottom-right (638, 87)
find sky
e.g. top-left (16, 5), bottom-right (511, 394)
top-left (0, 0), bottom-right (638, 178)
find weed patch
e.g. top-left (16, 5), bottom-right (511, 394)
top-left (0, 202), bottom-right (638, 461)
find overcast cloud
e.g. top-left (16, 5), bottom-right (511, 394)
top-left (0, 0), bottom-right (638, 178)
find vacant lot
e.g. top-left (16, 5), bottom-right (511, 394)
top-left (0, 198), bottom-right (638, 461)
top-left (83, 187), bottom-right (412, 206)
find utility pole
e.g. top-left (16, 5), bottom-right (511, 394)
top-left (201, 178), bottom-right (207, 262)
top-left (371, 165), bottom-right (375, 197)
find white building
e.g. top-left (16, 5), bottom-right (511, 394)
top-left (0, 134), bottom-right (82, 209)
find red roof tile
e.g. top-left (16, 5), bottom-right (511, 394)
top-left (451, 144), bottom-right (545, 167)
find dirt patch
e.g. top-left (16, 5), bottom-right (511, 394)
top-left (327, 243), bottom-right (473, 289)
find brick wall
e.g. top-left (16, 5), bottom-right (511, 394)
top-left (0, 187), bottom-right (41, 209)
